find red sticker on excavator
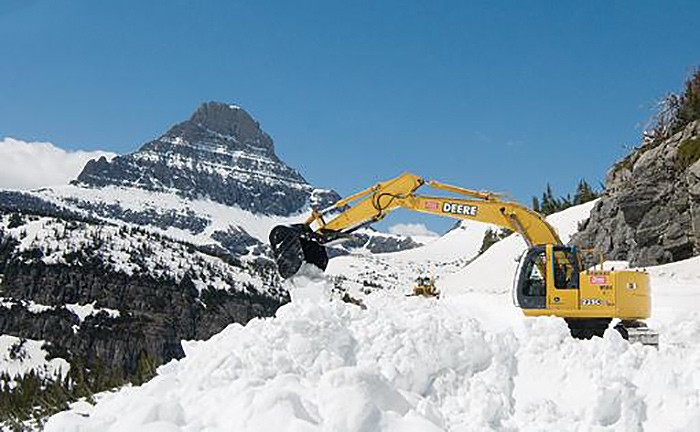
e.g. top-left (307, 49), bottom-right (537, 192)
top-left (589, 276), bottom-right (607, 285)
top-left (424, 201), bottom-right (439, 210)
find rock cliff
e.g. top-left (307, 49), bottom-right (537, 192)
top-left (573, 120), bottom-right (700, 266)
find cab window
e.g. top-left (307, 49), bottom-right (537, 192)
top-left (552, 247), bottom-right (579, 289)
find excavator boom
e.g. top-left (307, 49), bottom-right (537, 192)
top-left (269, 172), bottom-right (560, 278)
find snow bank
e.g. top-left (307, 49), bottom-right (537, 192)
top-left (45, 279), bottom-right (700, 432)
top-left (45, 286), bottom-right (518, 431)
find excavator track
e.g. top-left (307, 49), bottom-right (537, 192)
top-left (615, 320), bottom-right (659, 347)
top-left (566, 318), bottom-right (659, 347)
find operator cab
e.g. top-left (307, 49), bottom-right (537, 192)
top-left (514, 245), bottom-right (580, 309)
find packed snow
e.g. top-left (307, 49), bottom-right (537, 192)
top-left (43, 202), bottom-right (700, 431)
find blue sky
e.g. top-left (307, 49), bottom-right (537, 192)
top-left (1, 0), bottom-right (699, 233)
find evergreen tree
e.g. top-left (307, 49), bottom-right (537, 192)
top-left (7, 213), bottom-right (23, 229)
top-left (478, 228), bottom-right (512, 255)
top-left (540, 184), bottom-right (559, 215)
top-left (533, 182), bottom-right (587, 216)
top-left (676, 67), bottom-right (700, 130)
top-left (573, 179), bottom-right (599, 205)
top-left (479, 229), bottom-right (499, 255)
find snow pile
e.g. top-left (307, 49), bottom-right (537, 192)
top-left (45, 285), bottom-right (518, 432)
top-left (44, 278), bottom-right (700, 431)
top-left (0, 336), bottom-right (70, 390)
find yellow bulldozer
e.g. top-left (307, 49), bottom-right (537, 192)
top-left (270, 173), bottom-right (658, 346)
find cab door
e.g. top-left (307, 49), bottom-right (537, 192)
top-left (546, 245), bottom-right (580, 310)
top-left (514, 247), bottom-right (547, 309)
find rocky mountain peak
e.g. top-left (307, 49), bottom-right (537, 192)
top-left (153, 102), bottom-right (276, 157)
top-left (75, 102), bottom-right (339, 215)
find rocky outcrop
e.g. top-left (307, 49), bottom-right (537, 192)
top-left (75, 102), bottom-right (340, 215)
top-left (573, 120), bottom-right (700, 266)
top-left (0, 261), bottom-right (285, 377)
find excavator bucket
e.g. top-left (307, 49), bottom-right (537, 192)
top-left (269, 224), bottom-right (329, 279)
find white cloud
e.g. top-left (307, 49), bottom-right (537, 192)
top-left (0, 137), bottom-right (117, 190)
top-left (388, 222), bottom-right (439, 238)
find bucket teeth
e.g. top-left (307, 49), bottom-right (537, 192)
top-left (269, 225), bottom-right (328, 279)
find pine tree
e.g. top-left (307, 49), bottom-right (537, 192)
top-left (7, 213), bottom-right (24, 229)
top-left (540, 184), bottom-right (559, 215)
top-left (479, 228), bottom-right (512, 255)
top-left (573, 179), bottom-right (599, 205)
top-left (677, 67), bottom-right (700, 130)
top-left (479, 229), bottom-right (499, 255)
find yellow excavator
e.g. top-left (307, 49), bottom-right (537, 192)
top-left (270, 173), bottom-right (658, 346)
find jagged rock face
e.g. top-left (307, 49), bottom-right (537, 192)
top-left (76, 102), bottom-right (339, 215)
top-left (573, 120), bottom-right (700, 266)
top-left (0, 261), bottom-right (285, 376)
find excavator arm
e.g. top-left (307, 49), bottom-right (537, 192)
top-left (269, 172), bottom-right (562, 278)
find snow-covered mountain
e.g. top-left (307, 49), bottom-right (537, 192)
top-left (0, 102), bottom-right (426, 425)
top-left (0, 103), bottom-right (421, 262)
top-left (75, 102), bottom-right (339, 216)
top-left (42, 201), bottom-right (700, 432)
top-left (0, 102), bottom-right (341, 260)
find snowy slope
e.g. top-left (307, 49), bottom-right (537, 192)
top-left (326, 218), bottom-right (496, 295)
top-left (43, 202), bottom-right (700, 431)
top-left (37, 184), bottom-right (297, 246)
top-left (0, 336), bottom-right (70, 390)
top-left (327, 200), bottom-right (597, 297)
top-left (0, 213), bottom-right (275, 297)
